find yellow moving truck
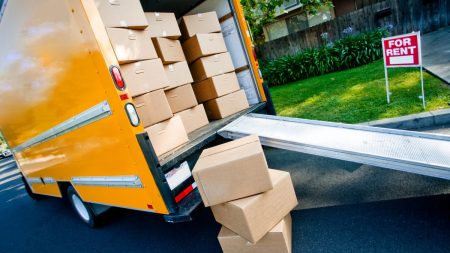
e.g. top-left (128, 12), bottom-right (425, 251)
top-left (0, 0), bottom-right (269, 226)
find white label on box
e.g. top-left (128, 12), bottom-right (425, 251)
top-left (162, 30), bottom-right (167, 37)
top-left (155, 12), bottom-right (160, 17)
top-left (168, 64), bottom-right (175, 72)
top-left (165, 161), bottom-right (192, 190)
top-left (120, 20), bottom-right (127, 26)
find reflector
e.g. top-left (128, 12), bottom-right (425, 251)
top-left (110, 66), bottom-right (126, 90)
top-left (125, 103), bottom-right (140, 127)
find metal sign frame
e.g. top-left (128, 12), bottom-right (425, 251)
top-left (382, 31), bottom-right (425, 108)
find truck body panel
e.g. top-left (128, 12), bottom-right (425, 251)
top-left (0, 0), bottom-right (266, 218)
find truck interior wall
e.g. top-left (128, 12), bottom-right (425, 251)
top-left (140, 0), bottom-right (261, 105)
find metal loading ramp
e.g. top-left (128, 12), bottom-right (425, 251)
top-left (218, 114), bottom-right (450, 180)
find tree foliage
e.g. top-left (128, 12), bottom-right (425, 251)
top-left (241, 0), bottom-right (333, 44)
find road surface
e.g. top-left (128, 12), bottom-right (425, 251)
top-left (1, 149), bottom-right (450, 253)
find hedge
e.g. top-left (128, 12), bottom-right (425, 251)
top-left (261, 29), bottom-right (389, 86)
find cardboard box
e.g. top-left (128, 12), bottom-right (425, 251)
top-left (165, 84), bottom-right (198, 114)
top-left (203, 90), bottom-right (249, 120)
top-left (145, 116), bottom-right (189, 157)
top-left (211, 169), bottom-right (298, 243)
top-left (94, 0), bottom-right (148, 29)
top-left (189, 52), bottom-right (235, 82)
top-left (192, 72), bottom-right (240, 103)
top-left (152, 37), bottom-right (186, 64)
top-left (107, 28), bottom-right (157, 64)
top-left (145, 12), bottom-right (181, 39)
top-left (180, 12), bottom-right (221, 40)
top-left (134, 90), bottom-right (173, 127)
top-left (175, 104), bottom-right (209, 133)
top-left (164, 61), bottom-right (194, 89)
top-left (193, 135), bottom-right (272, 207)
top-left (120, 59), bottom-right (169, 97)
top-left (182, 33), bottom-right (228, 63)
top-left (218, 215), bottom-right (292, 253)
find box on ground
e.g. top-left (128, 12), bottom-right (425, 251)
top-left (107, 28), bottom-right (157, 64)
top-left (182, 33), bottom-right (227, 63)
top-left (218, 215), bottom-right (292, 253)
top-left (95, 0), bottom-right (148, 29)
top-left (180, 12), bottom-right (221, 40)
top-left (120, 59), bottom-right (169, 97)
top-left (203, 90), bottom-right (249, 120)
top-left (193, 135), bottom-right (272, 207)
top-left (164, 61), bottom-right (194, 89)
top-left (211, 169), bottom-right (298, 243)
top-left (189, 52), bottom-right (235, 82)
top-left (152, 37), bottom-right (186, 64)
top-left (145, 12), bottom-right (181, 39)
top-left (175, 104), bottom-right (209, 134)
top-left (134, 90), bottom-right (173, 127)
top-left (145, 116), bottom-right (188, 157)
top-left (165, 84), bottom-right (198, 114)
top-left (193, 72), bottom-right (240, 103)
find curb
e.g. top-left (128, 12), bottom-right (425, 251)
top-left (360, 108), bottom-right (450, 130)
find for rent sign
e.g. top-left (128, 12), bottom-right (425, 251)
top-left (381, 32), bottom-right (425, 108)
top-left (382, 32), bottom-right (421, 67)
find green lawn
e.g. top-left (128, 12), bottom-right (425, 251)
top-left (269, 59), bottom-right (450, 123)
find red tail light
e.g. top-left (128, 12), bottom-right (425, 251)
top-left (252, 48), bottom-right (258, 62)
top-left (110, 66), bottom-right (126, 90)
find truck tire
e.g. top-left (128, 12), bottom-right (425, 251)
top-left (21, 175), bottom-right (45, 201)
top-left (67, 186), bottom-right (98, 227)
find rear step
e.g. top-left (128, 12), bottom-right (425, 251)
top-left (218, 114), bottom-right (450, 180)
top-left (164, 189), bottom-right (202, 223)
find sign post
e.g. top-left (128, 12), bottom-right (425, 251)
top-left (382, 32), bottom-right (425, 108)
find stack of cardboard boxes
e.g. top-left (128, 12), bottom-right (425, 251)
top-left (96, 1), bottom-right (252, 158)
top-left (95, 0), bottom-right (190, 157)
top-left (145, 12), bottom-right (210, 152)
top-left (180, 12), bottom-right (250, 120)
top-left (193, 135), bottom-right (298, 253)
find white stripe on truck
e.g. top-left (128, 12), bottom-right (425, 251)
top-left (13, 101), bottom-right (112, 153)
top-left (72, 175), bottom-right (143, 188)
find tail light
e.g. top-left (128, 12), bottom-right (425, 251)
top-left (110, 66), bottom-right (126, 90)
top-left (125, 103), bottom-right (140, 127)
top-left (252, 48), bottom-right (258, 62)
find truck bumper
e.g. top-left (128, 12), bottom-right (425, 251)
top-left (164, 188), bottom-right (203, 223)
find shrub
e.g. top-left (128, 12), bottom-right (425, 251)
top-left (261, 29), bottom-right (389, 86)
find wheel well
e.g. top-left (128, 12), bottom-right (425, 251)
top-left (57, 182), bottom-right (72, 199)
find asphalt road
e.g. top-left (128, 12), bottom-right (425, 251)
top-left (0, 149), bottom-right (450, 253)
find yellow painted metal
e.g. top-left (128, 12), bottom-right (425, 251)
top-left (231, 0), bottom-right (267, 102)
top-left (31, 183), bottom-right (63, 198)
top-left (0, 0), bottom-right (169, 214)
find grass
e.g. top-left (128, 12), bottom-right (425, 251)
top-left (269, 59), bottom-right (450, 123)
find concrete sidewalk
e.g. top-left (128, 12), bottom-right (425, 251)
top-left (422, 26), bottom-right (450, 84)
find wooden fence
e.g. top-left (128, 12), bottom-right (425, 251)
top-left (256, 0), bottom-right (450, 60)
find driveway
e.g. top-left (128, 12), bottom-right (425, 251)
top-left (422, 26), bottom-right (450, 84)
